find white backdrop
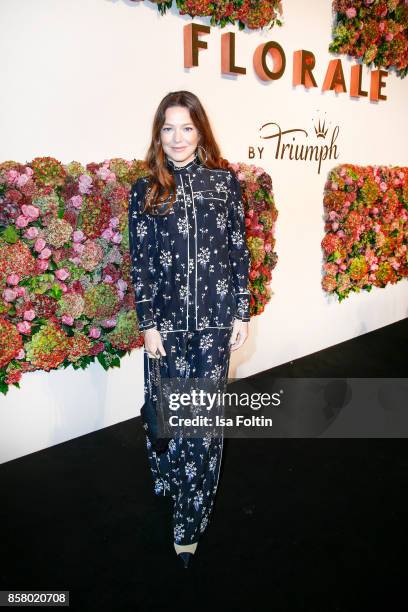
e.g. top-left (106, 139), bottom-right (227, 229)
top-left (1, 0), bottom-right (407, 464)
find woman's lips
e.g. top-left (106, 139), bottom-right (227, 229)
top-left (173, 147), bottom-right (186, 151)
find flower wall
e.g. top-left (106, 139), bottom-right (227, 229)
top-left (0, 158), bottom-right (277, 394)
top-left (329, 0), bottom-right (408, 79)
top-left (321, 164), bottom-right (408, 300)
top-left (130, 0), bottom-right (283, 30)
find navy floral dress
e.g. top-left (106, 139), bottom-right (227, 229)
top-left (128, 152), bottom-right (250, 545)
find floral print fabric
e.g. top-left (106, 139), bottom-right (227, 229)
top-left (144, 327), bottom-right (233, 545)
top-left (128, 153), bottom-right (251, 332)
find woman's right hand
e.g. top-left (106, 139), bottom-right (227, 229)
top-left (143, 328), bottom-right (166, 359)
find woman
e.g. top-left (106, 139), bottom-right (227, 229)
top-left (128, 90), bottom-right (250, 568)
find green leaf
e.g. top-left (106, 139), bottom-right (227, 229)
top-left (1, 225), bottom-right (19, 244)
top-left (49, 284), bottom-right (63, 300)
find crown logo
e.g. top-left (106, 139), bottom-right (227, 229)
top-left (314, 118), bottom-right (329, 139)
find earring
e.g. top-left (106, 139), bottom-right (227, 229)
top-left (196, 145), bottom-right (208, 163)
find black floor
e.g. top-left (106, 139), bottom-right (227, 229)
top-left (1, 318), bottom-right (407, 611)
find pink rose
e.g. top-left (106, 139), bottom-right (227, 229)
top-left (21, 204), bottom-right (40, 220)
top-left (72, 242), bottom-right (85, 254)
top-left (117, 279), bottom-right (127, 291)
top-left (331, 182), bottom-right (338, 191)
top-left (7, 273), bottom-right (20, 285)
top-left (17, 174), bottom-right (29, 188)
top-left (103, 275), bottom-right (113, 284)
top-left (38, 247), bottom-right (52, 259)
top-left (23, 309), bottom-right (36, 321)
top-left (380, 182), bottom-right (387, 192)
top-left (346, 7), bottom-right (356, 18)
top-left (24, 226), bottom-right (39, 239)
top-left (37, 260), bottom-right (49, 271)
top-left (264, 243), bottom-right (272, 253)
top-left (97, 167), bottom-right (111, 180)
top-left (3, 288), bottom-right (17, 302)
top-left (109, 217), bottom-right (119, 228)
top-left (101, 318), bottom-right (117, 328)
top-left (70, 195), bottom-right (83, 209)
top-left (16, 215), bottom-right (30, 228)
top-left (89, 327), bottom-right (101, 339)
top-left (15, 286), bottom-right (27, 298)
top-left (57, 282), bottom-right (68, 293)
top-left (6, 170), bottom-right (19, 184)
top-left (34, 237), bottom-right (46, 252)
top-left (73, 229), bottom-right (85, 242)
top-left (17, 321), bottom-right (31, 334)
top-left (332, 222), bottom-right (339, 231)
top-left (16, 348), bottom-right (25, 360)
top-left (111, 233), bottom-right (122, 244)
top-left (61, 315), bottom-right (74, 326)
top-left (55, 268), bottom-right (70, 281)
top-left (102, 227), bottom-right (114, 240)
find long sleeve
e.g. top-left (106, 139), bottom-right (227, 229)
top-left (227, 170), bottom-right (251, 322)
top-left (128, 179), bottom-right (157, 331)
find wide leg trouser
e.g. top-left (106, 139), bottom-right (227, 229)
top-left (143, 328), bottom-right (233, 545)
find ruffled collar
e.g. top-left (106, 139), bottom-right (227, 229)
top-left (165, 152), bottom-right (201, 173)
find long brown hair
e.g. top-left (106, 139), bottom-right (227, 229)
top-left (142, 90), bottom-right (230, 214)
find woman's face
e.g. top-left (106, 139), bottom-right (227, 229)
top-left (160, 105), bottom-right (200, 167)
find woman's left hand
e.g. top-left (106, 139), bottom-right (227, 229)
top-left (230, 319), bottom-right (249, 351)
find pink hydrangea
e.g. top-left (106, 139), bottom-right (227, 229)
top-left (78, 174), bottom-right (93, 195)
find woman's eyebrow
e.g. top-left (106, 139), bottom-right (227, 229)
top-left (162, 122), bottom-right (194, 126)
